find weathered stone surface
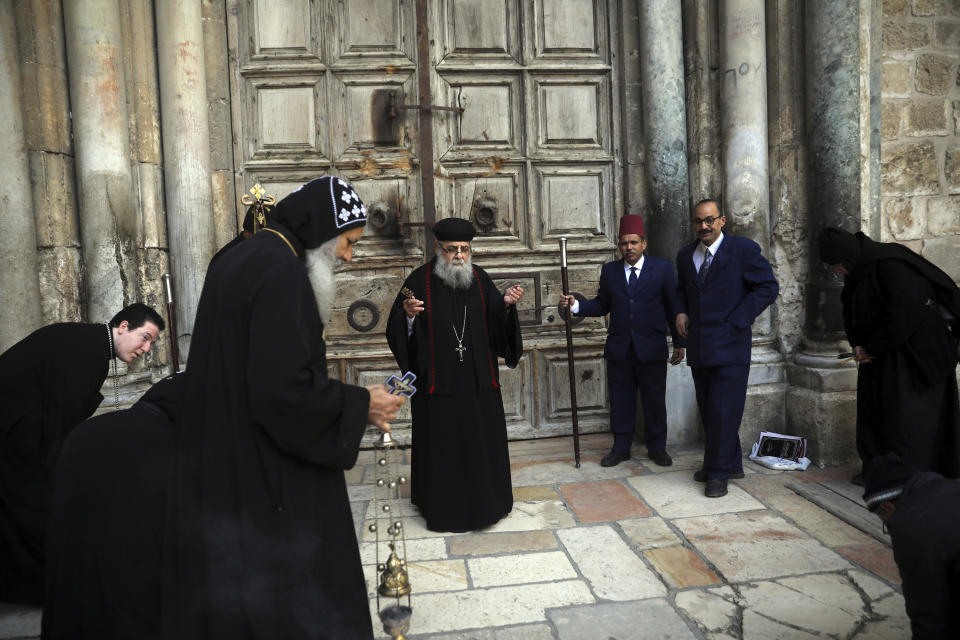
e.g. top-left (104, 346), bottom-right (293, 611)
top-left (905, 99), bottom-right (951, 135)
top-left (954, 100), bottom-right (960, 133)
top-left (557, 525), bottom-right (666, 600)
top-left (882, 19), bottom-right (930, 50)
top-left (915, 53), bottom-right (957, 95)
top-left (882, 60), bottom-right (912, 97)
top-left (645, 545), bottom-right (722, 588)
top-left (449, 530), bottom-right (558, 557)
top-left (512, 486), bottom-right (559, 501)
top-left (741, 574), bottom-right (868, 637)
top-left (922, 235), bottom-right (960, 280)
top-left (785, 385), bottom-right (858, 467)
top-left (358, 537), bottom-right (448, 565)
top-left (0, 604), bottom-right (41, 639)
top-left (834, 543), bottom-right (902, 582)
top-left (549, 600), bottom-right (696, 640)
top-left (365, 559), bottom-right (468, 595)
top-left (558, 479), bottom-right (651, 523)
top-left (884, 196), bottom-right (926, 239)
top-left (928, 195), bottom-right (960, 232)
top-left (414, 625), bottom-right (556, 640)
top-left (882, 102), bottom-right (903, 139)
top-left (935, 19), bottom-right (960, 48)
top-left (945, 146), bottom-right (960, 191)
top-left (618, 516), bottom-right (682, 550)
top-left (741, 608), bottom-right (822, 639)
top-left (675, 511), bottom-right (851, 582)
top-left (882, 0), bottom-right (909, 15)
top-left (392, 580), bottom-right (594, 635)
top-left (468, 551), bottom-right (577, 587)
top-left (881, 142), bottom-right (941, 195)
top-left (627, 470), bottom-right (765, 519)
top-left (912, 0), bottom-right (942, 16)
top-left (675, 586), bottom-right (740, 636)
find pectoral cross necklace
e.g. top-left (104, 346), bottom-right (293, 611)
top-left (452, 305), bottom-right (467, 362)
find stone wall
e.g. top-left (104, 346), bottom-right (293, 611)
top-left (881, 0), bottom-right (960, 279)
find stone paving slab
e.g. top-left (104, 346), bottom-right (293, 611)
top-left (448, 530), bottom-right (558, 557)
top-left (627, 470), bottom-right (765, 518)
top-left (511, 485), bottom-right (559, 501)
top-left (739, 574), bottom-right (868, 637)
top-left (674, 511), bottom-right (851, 582)
top-left (467, 551), bottom-right (577, 587)
top-left (364, 559), bottom-right (468, 596)
top-left (412, 623), bottom-right (556, 640)
top-left (510, 459), bottom-right (647, 486)
top-left (558, 479), bottom-right (651, 522)
top-left (548, 599), bottom-right (697, 639)
top-left (557, 525), bottom-right (666, 600)
top-left (381, 580), bottom-right (594, 635)
top-left (618, 516), bottom-right (682, 550)
top-left (359, 536), bottom-right (449, 565)
top-left (833, 542), bottom-right (901, 583)
top-left (645, 545), bottom-right (722, 588)
top-left (674, 586), bottom-right (741, 636)
top-left (481, 500), bottom-right (576, 533)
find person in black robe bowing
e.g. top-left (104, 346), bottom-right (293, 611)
top-left (818, 227), bottom-right (960, 481)
top-left (162, 177), bottom-right (405, 639)
top-left (386, 218), bottom-right (524, 533)
top-left (0, 303), bottom-right (164, 605)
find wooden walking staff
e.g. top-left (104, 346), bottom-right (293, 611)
top-left (559, 237), bottom-right (581, 468)
top-left (162, 273), bottom-right (180, 374)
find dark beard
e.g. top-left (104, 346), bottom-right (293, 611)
top-left (305, 239), bottom-right (340, 326)
top-left (434, 255), bottom-right (473, 290)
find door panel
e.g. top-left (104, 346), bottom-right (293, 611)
top-left (228, 0), bottom-right (621, 441)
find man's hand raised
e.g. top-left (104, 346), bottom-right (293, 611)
top-left (365, 384), bottom-right (405, 432)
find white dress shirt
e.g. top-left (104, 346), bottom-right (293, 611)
top-left (693, 231), bottom-right (724, 272)
top-left (570, 255), bottom-right (644, 315)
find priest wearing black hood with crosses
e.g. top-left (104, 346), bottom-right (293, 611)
top-left (162, 177), bottom-right (405, 639)
top-left (386, 218), bottom-right (524, 533)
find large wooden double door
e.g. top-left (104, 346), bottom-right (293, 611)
top-left (227, 0), bottom-right (625, 440)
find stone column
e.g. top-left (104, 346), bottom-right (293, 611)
top-left (639, 0), bottom-right (689, 264)
top-left (719, 0), bottom-right (770, 249)
top-left (16, 0), bottom-right (82, 324)
top-left (786, 0), bottom-right (867, 466)
top-left (719, 1), bottom-right (786, 455)
top-left (63, 0), bottom-right (138, 322)
top-left (156, 0), bottom-right (217, 357)
top-left (682, 0), bottom-right (722, 204)
top-left (0, 2), bottom-right (43, 351)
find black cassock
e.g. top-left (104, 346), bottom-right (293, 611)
top-left (162, 227), bottom-right (373, 639)
top-left (0, 322), bottom-right (111, 605)
top-left (386, 259), bottom-right (522, 532)
top-left (43, 375), bottom-right (182, 640)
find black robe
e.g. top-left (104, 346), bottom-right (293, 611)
top-left (886, 472), bottom-right (960, 638)
top-left (842, 258), bottom-right (960, 477)
top-left (162, 226), bottom-right (373, 639)
top-left (0, 322), bottom-right (111, 605)
top-left (386, 259), bottom-right (522, 532)
top-left (43, 375), bottom-right (183, 640)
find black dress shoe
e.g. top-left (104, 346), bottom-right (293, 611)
top-left (648, 451), bottom-right (673, 467)
top-left (693, 469), bottom-right (745, 482)
top-left (601, 450), bottom-right (631, 467)
top-left (704, 478), bottom-right (728, 498)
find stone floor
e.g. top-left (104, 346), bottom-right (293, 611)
top-left (0, 433), bottom-right (909, 639)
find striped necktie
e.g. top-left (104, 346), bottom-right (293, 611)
top-left (698, 251), bottom-right (713, 282)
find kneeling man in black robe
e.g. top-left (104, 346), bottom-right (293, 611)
top-left (0, 303), bottom-right (164, 605)
top-left (386, 218), bottom-right (523, 532)
top-left (163, 177), bottom-right (405, 639)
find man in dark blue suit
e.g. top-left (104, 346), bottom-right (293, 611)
top-left (561, 214), bottom-right (686, 468)
top-left (675, 199), bottom-right (778, 497)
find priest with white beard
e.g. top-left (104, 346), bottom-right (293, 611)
top-left (386, 218), bottom-right (524, 532)
top-left (160, 176), bottom-right (405, 640)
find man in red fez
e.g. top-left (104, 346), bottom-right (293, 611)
top-left (560, 214), bottom-right (685, 467)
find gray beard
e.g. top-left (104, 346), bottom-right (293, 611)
top-left (434, 255), bottom-right (473, 290)
top-left (305, 238), bottom-right (341, 327)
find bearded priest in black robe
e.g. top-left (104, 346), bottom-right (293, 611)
top-left (386, 218), bottom-right (523, 532)
top-left (162, 177), bottom-right (405, 639)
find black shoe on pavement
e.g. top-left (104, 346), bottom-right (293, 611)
top-left (648, 451), bottom-right (673, 467)
top-left (704, 478), bottom-right (728, 498)
top-left (601, 450), bottom-right (631, 467)
top-left (693, 469), bottom-right (745, 482)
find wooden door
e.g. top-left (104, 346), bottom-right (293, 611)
top-left (227, 0), bottom-right (623, 441)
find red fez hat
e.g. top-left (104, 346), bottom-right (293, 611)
top-left (618, 215), bottom-right (645, 238)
